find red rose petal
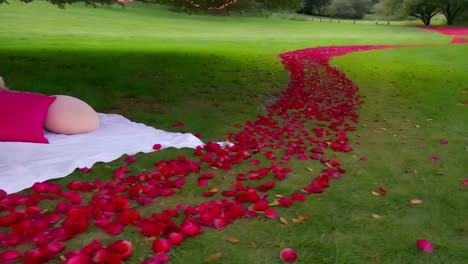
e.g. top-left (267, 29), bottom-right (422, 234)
top-left (0, 250), bottom-right (22, 263)
top-left (416, 239), bottom-right (434, 253)
top-left (291, 193), bottom-right (307, 202)
top-left (256, 181), bottom-right (276, 192)
top-left (197, 178), bottom-right (208, 187)
top-left (249, 159), bottom-right (261, 166)
top-left (124, 155), bottom-right (137, 163)
top-left (280, 248), bottom-right (298, 262)
top-left (264, 208), bottom-right (279, 219)
top-left (221, 190), bottom-right (237, 197)
top-left (378, 187), bottom-right (387, 196)
top-left (168, 232), bottom-right (184, 246)
top-left (79, 167), bottom-right (92, 173)
top-left (111, 195), bottom-right (130, 211)
top-left (152, 238), bottom-right (172, 253)
top-left (181, 222), bottom-right (202, 237)
top-left (278, 197), bottom-right (294, 207)
top-left (153, 144), bottom-right (162, 150)
top-left (213, 218), bottom-right (228, 229)
top-left (171, 122), bottom-right (184, 128)
top-left (107, 240), bottom-right (132, 260)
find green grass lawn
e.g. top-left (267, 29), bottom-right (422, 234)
top-left (0, 1), bottom-right (467, 263)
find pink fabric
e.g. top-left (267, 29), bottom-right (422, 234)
top-left (0, 90), bottom-right (56, 143)
top-left (45, 95), bottom-right (99, 135)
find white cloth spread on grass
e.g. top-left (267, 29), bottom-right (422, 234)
top-left (0, 113), bottom-right (204, 194)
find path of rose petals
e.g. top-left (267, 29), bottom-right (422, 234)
top-left (411, 26), bottom-right (468, 36)
top-left (1, 34), bottom-right (466, 263)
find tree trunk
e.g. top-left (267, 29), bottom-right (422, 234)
top-left (423, 16), bottom-right (430, 26)
top-left (442, 3), bottom-right (462, 26)
top-left (446, 15), bottom-right (454, 25)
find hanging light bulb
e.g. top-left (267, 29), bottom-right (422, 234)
top-left (184, 0), bottom-right (238, 11)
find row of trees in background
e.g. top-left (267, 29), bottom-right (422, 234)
top-left (2, 0), bottom-right (466, 25)
top-left (158, 0), bottom-right (467, 25)
top-left (303, 0), bottom-right (468, 25)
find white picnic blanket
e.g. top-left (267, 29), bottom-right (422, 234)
top-left (0, 113), bottom-right (204, 194)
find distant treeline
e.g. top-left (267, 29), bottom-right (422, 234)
top-left (300, 0), bottom-right (467, 25)
top-left (2, 0), bottom-right (466, 25)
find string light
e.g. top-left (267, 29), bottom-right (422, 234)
top-left (184, 0), bottom-right (238, 11)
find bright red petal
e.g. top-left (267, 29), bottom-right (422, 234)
top-left (416, 239), bottom-right (434, 253)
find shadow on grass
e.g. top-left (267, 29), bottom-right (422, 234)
top-left (0, 49), bottom-right (288, 141)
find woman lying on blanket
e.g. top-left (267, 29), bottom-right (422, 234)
top-left (0, 76), bottom-right (99, 136)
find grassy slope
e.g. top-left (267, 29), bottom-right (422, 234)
top-left (0, 1), bottom-right (467, 263)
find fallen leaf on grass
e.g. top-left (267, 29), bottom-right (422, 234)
top-left (371, 214), bottom-right (381, 219)
top-left (280, 217), bottom-right (289, 225)
top-left (292, 214), bottom-right (309, 223)
top-left (249, 242), bottom-right (257, 249)
top-left (226, 237), bottom-right (240, 243)
top-left (268, 200), bottom-right (280, 206)
top-left (209, 188), bottom-right (219, 193)
top-left (411, 199), bottom-right (423, 205)
top-left (371, 191), bottom-right (380, 196)
top-left (272, 241), bottom-right (287, 249)
top-left (306, 167), bottom-right (314, 172)
top-left (204, 252), bottom-right (222, 262)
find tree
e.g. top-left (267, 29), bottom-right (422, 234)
top-left (327, 0), bottom-right (373, 19)
top-left (438, 0), bottom-right (468, 25)
top-left (373, 0), bottom-right (409, 24)
top-left (402, 0), bottom-right (441, 26)
top-left (302, 0), bottom-right (331, 15)
top-left (1, 0), bottom-right (124, 8)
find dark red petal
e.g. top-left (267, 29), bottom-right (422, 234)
top-left (107, 240), bottom-right (132, 260)
top-left (378, 187), bottom-right (387, 196)
top-left (278, 197), bottom-right (294, 207)
top-left (249, 159), bottom-right (261, 166)
top-left (153, 144), bottom-right (162, 150)
top-left (152, 238), bottom-right (172, 253)
top-left (168, 232), bottom-right (184, 246)
top-left (79, 167), bottom-right (92, 173)
top-left (291, 193), bottom-right (307, 202)
top-left (264, 208), bottom-right (279, 219)
top-left (0, 250), bottom-right (22, 263)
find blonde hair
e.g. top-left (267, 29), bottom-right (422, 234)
top-left (0, 76), bottom-right (9, 91)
